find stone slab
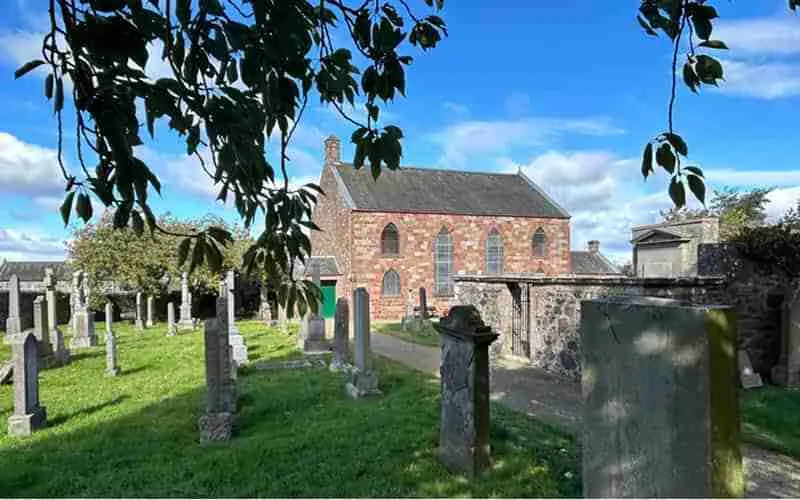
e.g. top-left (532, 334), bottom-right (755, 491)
top-left (8, 407), bottom-right (47, 437)
top-left (345, 369), bottom-right (381, 399)
top-left (738, 349), bottom-right (763, 389)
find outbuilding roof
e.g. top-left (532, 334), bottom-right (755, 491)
top-left (0, 261), bottom-right (72, 282)
top-left (570, 251), bottom-right (621, 276)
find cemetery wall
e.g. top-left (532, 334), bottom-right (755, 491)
top-left (0, 290), bottom-right (70, 330)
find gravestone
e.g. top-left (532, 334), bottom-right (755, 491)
top-left (7, 334), bottom-right (47, 437)
top-left (43, 268), bottom-right (69, 366)
top-left (135, 292), bottom-right (145, 330)
top-left (179, 271), bottom-right (194, 329)
top-left (5, 274), bottom-right (22, 335)
top-left (419, 287), bottom-right (428, 319)
top-left (222, 274), bottom-right (248, 366)
top-left (32, 296), bottom-right (54, 366)
top-left (198, 298), bottom-right (236, 442)
top-left (105, 302), bottom-right (120, 376)
top-left (581, 296), bottom-right (743, 498)
top-left (69, 270), bottom-right (81, 332)
top-left (70, 272), bottom-right (97, 348)
top-left (345, 288), bottom-right (380, 398)
top-left (259, 286), bottom-right (272, 323)
top-left (330, 298), bottom-right (350, 371)
top-left (277, 304), bottom-right (288, 331)
top-left (146, 295), bottom-right (155, 328)
top-left (167, 302), bottom-right (177, 337)
top-left (772, 289), bottom-right (800, 387)
top-left (436, 305), bottom-right (498, 478)
top-left (298, 263), bottom-right (328, 352)
top-left (738, 350), bottom-right (763, 389)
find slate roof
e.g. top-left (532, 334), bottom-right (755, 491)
top-left (630, 227), bottom-right (690, 244)
top-left (570, 251), bottom-right (621, 276)
top-left (0, 260), bottom-right (72, 282)
top-left (333, 163), bottom-right (570, 218)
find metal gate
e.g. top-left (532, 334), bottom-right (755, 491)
top-left (510, 284), bottom-right (530, 358)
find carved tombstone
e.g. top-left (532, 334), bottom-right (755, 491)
top-left (146, 295), bottom-right (155, 328)
top-left (298, 262), bottom-right (328, 352)
top-left (7, 334), bottom-right (47, 437)
top-left (167, 302), bottom-right (177, 337)
top-left (345, 288), bottom-right (380, 398)
top-left (5, 274), bottom-right (22, 336)
top-left (198, 297), bottom-right (236, 442)
top-left (105, 302), bottom-right (120, 376)
top-left (178, 271), bottom-right (194, 329)
top-left (135, 292), bottom-right (145, 330)
top-left (330, 298), bottom-right (350, 371)
top-left (222, 275), bottom-right (248, 366)
top-left (70, 272), bottom-right (97, 349)
top-left (43, 268), bottom-right (69, 366)
top-left (32, 296), bottom-right (54, 365)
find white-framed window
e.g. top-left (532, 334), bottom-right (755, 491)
top-left (485, 229), bottom-right (504, 275)
top-left (533, 228), bottom-right (547, 257)
top-left (382, 270), bottom-right (401, 296)
top-left (434, 228), bottom-right (453, 295)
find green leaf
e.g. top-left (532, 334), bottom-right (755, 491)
top-left (664, 133), bottom-right (688, 156)
top-left (695, 55), bottom-right (724, 85)
top-left (177, 237), bottom-right (192, 267)
top-left (637, 15), bottom-right (657, 36)
top-left (130, 210), bottom-right (145, 236)
top-left (113, 201), bottom-right (132, 228)
top-left (641, 142), bottom-right (654, 179)
top-left (54, 77), bottom-right (64, 113)
top-left (687, 173), bottom-right (706, 204)
top-left (684, 166), bottom-right (704, 178)
top-left (669, 177), bottom-right (686, 208)
top-left (176, 0), bottom-right (191, 25)
top-left (189, 237), bottom-right (205, 272)
top-left (698, 40), bottom-right (728, 50)
top-left (60, 191), bottom-right (75, 227)
top-left (14, 60), bottom-right (45, 79)
top-left (683, 62), bottom-right (699, 93)
top-left (76, 193), bottom-right (93, 222)
top-left (655, 143), bottom-right (676, 174)
top-left (44, 74), bottom-right (54, 99)
top-left (691, 15), bottom-right (713, 41)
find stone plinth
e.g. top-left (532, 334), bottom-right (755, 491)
top-left (199, 304), bottom-right (236, 442)
top-left (299, 315), bottom-right (329, 353)
top-left (346, 288), bottom-right (380, 398)
top-left (70, 308), bottom-right (97, 349)
top-left (105, 302), bottom-right (119, 376)
top-left (581, 296), bottom-right (743, 498)
top-left (135, 292), bottom-right (145, 330)
top-left (435, 305), bottom-right (498, 478)
top-left (8, 334), bottom-right (47, 437)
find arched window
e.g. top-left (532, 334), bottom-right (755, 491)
top-left (532, 228), bottom-right (547, 257)
top-left (381, 223), bottom-right (400, 256)
top-left (485, 229), bottom-right (504, 275)
top-left (382, 270), bottom-right (401, 296)
top-left (434, 228), bottom-right (454, 295)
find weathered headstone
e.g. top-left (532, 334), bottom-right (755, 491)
top-left (7, 334), bottom-right (47, 437)
top-left (146, 295), bottom-right (155, 328)
top-left (419, 287), bottom-right (428, 319)
top-left (277, 304), bottom-right (288, 332)
top-left (32, 296), bottom-right (54, 365)
top-left (345, 288), bottom-right (380, 398)
top-left (43, 268), bottom-right (69, 365)
top-left (435, 305), bottom-right (498, 478)
top-left (259, 286), bottom-right (272, 324)
top-left (70, 272), bottom-right (97, 349)
top-left (69, 270), bottom-right (81, 332)
top-left (198, 298), bottom-right (236, 442)
top-left (298, 263), bottom-right (328, 352)
top-left (330, 298), bottom-right (350, 371)
top-left (105, 302), bottom-right (120, 376)
top-left (134, 292), bottom-right (145, 330)
top-left (772, 289), bottom-right (800, 387)
top-left (738, 349), bottom-right (763, 389)
top-left (581, 296), bottom-right (743, 498)
top-left (179, 271), bottom-right (194, 329)
top-left (222, 274), bottom-right (248, 366)
top-left (5, 274), bottom-right (22, 335)
top-left (167, 302), bottom-right (177, 336)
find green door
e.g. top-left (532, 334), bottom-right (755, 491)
top-left (321, 281), bottom-right (337, 318)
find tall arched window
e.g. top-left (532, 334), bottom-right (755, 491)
top-left (532, 228), bottom-right (547, 257)
top-left (485, 229), bottom-right (504, 275)
top-left (434, 228), bottom-right (454, 295)
top-left (381, 223), bottom-right (400, 256)
top-left (382, 270), bottom-right (401, 296)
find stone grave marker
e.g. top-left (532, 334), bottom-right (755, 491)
top-left (7, 333), bottom-right (47, 437)
top-left (198, 297), bottom-right (236, 442)
top-left (6, 274), bottom-right (22, 336)
top-left (222, 274), bottom-right (248, 366)
top-left (70, 272), bottom-right (97, 348)
top-left (43, 268), bottom-right (70, 366)
top-left (70, 270), bottom-right (81, 332)
top-left (105, 302), bottom-right (120, 376)
top-left (32, 296), bottom-right (54, 366)
top-left (419, 287), bottom-right (428, 319)
top-left (772, 289), bottom-right (800, 387)
top-left (330, 298), bottom-right (350, 371)
top-left (581, 296), bottom-right (743, 498)
top-left (298, 263), bottom-right (328, 352)
top-left (167, 302), bottom-right (177, 336)
top-left (179, 272), bottom-right (194, 329)
top-left (345, 288), bottom-right (380, 398)
top-left (738, 349), bottom-right (763, 389)
top-left (135, 292), bottom-right (145, 330)
top-left (146, 295), bottom-right (155, 328)
top-left (435, 305), bottom-right (498, 478)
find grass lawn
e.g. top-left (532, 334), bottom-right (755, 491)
top-left (0, 320), bottom-right (580, 497)
top-left (741, 385), bottom-right (800, 459)
top-left (374, 320), bottom-right (440, 348)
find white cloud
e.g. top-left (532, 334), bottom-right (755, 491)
top-left (442, 101), bottom-right (470, 116)
top-left (716, 17), bottom-right (800, 56)
top-left (766, 186), bottom-right (800, 221)
top-left (0, 132), bottom-right (63, 196)
top-left (0, 29), bottom-right (43, 68)
top-left (704, 167), bottom-right (800, 186)
top-left (716, 58), bottom-right (800, 99)
top-left (504, 92), bottom-right (530, 116)
top-left (0, 227), bottom-right (67, 261)
top-left (431, 117), bottom-right (624, 169)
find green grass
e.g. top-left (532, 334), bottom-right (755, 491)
top-left (374, 320), bottom-right (441, 348)
top-left (741, 386), bottom-right (800, 459)
top-left (0, 319), bottom-right (580, 497)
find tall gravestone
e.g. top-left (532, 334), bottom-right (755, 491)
top-left (7, 334), bottom-right (47, 437)
top-left (436, 306), bottom-right (498, 478)
top-left (223, 273), bottom-right (248, 366)
top-left (5, 274), bottom-right (22, 336)
top-left (772, 288), bottom-right (800, 387)
top-left (146, 295), bottom-right (155, 328)
top-left (135, 292), bottom-right (145, 330)
top-left (179, 271), bottom-right (194, 329)
top-left (167, 302), bottom-right (177, 336)
top-left (43, 268), bottom-right (69, 366)
top-left (581, 296), bottom-right (743, 498)
top-left (330, 298), bottom-right (350, 371)
top-left (259, 286), bottom-right (272, 324)
top-left (345, 288), bottom-right (380, 398)
top-left (105, 302), bottom-right (120, 376)
top-left (70, 270), bottom-right (81, 332)
top-left (70, 272), bottom-right (97, 348)
top-left (298, 263), bottom-right (328, 352)
top-left (32, 296), bottom-right (54, 366)
top-left (198, 297), bottom-right (237, 442)
top-left (419, 287), bottom-right (428, 319)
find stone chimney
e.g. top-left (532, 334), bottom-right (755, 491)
top-left (588, 240), bottom-right (600, 253)
top-left (324, 135), bottom-right (341, 164)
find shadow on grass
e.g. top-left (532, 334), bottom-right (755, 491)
top-left (121, 364), bottom-right (152, 377)
top-left (68, 351), bottom-right (104, 362)
top-left (49, 396), bottom-right (129, 427)
top-left (0, 358), bottom-right (580, 498)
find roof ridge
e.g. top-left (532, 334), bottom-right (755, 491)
top-left (336, 162), bottom-right (520, 177)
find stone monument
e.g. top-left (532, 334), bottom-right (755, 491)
top-left (70, 272), bottom-right (97, 348)
top-left (146, 295), bottom-right (155, 328)
top-left (345, 288), bottom-right (380, 398)
top-left (330, 298), bottom-right (350, 371)
top-left (7, 333), bottom-right (47, 437)
top-left (298, 263), bottom-right (328, 353)
top-left (178, 271), bottom-right (194, 329)
top-left (738, 349), bottom-right (763, 389)
top-left (198, 297), bottom-right (236, 442)
top-left (70, 270), bottom-right (81, 332)
top-left (32, 296), bottom-right (54, 366)
top-left (581, 296), bottom-right (743, 498)
top-left (167, 302), bottom-right (178, 336)
top-left (5, 274), bottom-right (22, 336)
top-left (222, 273), bottom-right (248, 366)
top-left (259, 286), bottom-right (272, 324)
top-left (43, 268), bottom-right (70, 366)
top-left (772, 288), bottom-right (800, 387)
top-left (105, 302), bottom-right (120, 376)
top-left (435, 305), bottom-right (498, 478)
top-left (135, 292), bottom-right (145, 330)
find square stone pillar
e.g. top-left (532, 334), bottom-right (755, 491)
top-left (5, 274), bottom-right (22, 335)
top-left (135, 292), bottom-right (145, 330)
top-left (198, 298), bottom-right (236, 442)
top-left (220, 277), bottom-right (248, 366)
top-left (435, 305), bottom-right (498, 478)
top-left (105, 302), bottom-right (120, 376)
top-left (346, 288), bottom-right (380, 398)
top-left (32, 296), bottom-right (54, 363)
top-left (330, 298), bottom-right (350, 371)
top-left (167, 302), bottom-right (177, 336)
top-left (581, 297), bottom-right (743, 498)
top-left (146, 295), bottom-right (155, 328)
top-left (179, 271), bottom-right (194, 329)
top-left (8, 333), bottom-right (47, 437)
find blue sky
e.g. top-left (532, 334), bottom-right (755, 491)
top-left (0, 0), bottom-right (798, 263)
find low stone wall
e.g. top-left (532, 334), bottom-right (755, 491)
top-left (455, 275), bottom-right (726, 380)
